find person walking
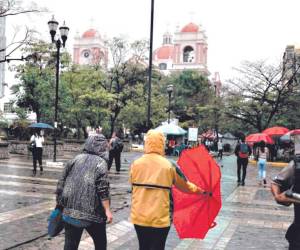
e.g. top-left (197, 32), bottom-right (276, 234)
top-left (234, 136), bottom-right (252, 186)
top-left (30, 129), bottom-right (44, 176)
top-left (217, 140), bottom-right (223, 160)
top-left (55, 134), bottom-right (112, 250)
top-left (130, 130), bottom-right (205, 250)
top-left (271, 137), bottom-right (300, 250)
top-left (256, 140), bottom-right (269, 186)
top-left (108, 132), bottom-right (123, 173)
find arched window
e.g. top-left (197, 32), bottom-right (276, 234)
top-left (159, 63), bottom-right (167, 70)
top-left (183, 46), bottom-right (195, 63)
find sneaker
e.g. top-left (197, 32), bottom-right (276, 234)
top-left (241, 181), bottom-right (245, 186)
top-left (32, 170), bottom-right (36, 177)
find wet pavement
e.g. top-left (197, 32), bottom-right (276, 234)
top-left (0, 150), bottom-right (293, 249)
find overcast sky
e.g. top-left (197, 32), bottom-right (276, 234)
top-left (6, 0), bottom-right (300, 82)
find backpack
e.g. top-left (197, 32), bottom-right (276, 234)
top-left (239, 143), bottom-right (249, 158)
top-left (113, 138), bottom-right (124, 152)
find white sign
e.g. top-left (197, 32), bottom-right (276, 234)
top-left (294, 135), bottom-right (300, 154)
top-left (188, 128), bottom-right (198, 141)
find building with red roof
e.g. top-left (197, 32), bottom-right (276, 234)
top-left (153, 22), bottom-right (209, 75)
top-left (73, 28), bottom-right (108, 67)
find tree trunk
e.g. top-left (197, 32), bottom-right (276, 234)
top-left (36, 109), bottom-right (41, 123)
top-left (110, 114), bottom-right (115, 137)
top-left (76, 119), bottom-right (81, 140)
top-left (82, 127), bottom-right (88, 139)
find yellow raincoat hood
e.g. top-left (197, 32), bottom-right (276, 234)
top-left (144, 130), bottom-right (165, 156)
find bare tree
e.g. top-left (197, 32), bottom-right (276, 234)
top-left (224, 60), bottom-right (299, 132)
top-left (0, 0), bottom-right (44, 63)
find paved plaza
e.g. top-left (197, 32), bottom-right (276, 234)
top-left (0, 150), bottom-right (293, 249)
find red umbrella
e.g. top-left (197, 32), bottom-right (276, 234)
top-left (245, 133), bottom-right (274, 144)
top-left (262, 126), bottom-right (289, 136)
top-left (172, 145), bottom-right (222, 239)
top-left (289, 129), bottom-right (300, 135)
top-left (201, 130), bottom-right (214, 140)
top-left (280, 129), bottom-right (300, 141)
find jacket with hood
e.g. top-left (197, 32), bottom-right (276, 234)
top-left (130, 130), bottom-right (201, 228)
top-left (56, 134), bottom-right (109, 224)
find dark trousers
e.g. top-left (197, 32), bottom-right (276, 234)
top-left (286, 223), bottom-right (300, 250)
top-left (134, 224), bottom-right (170, 250)
top-left (32, 147), bottom-right (43, 171)
top-left (64, 222), bottom-right (107, 250)
top-left (108, 150), bottom-right (121, 172)
top-left (218, 149), bottom-right (223, 160)
top-left (237, 158), bottom-right (248, 182)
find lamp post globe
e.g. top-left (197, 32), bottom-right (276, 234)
top-left (167, 84), bottom-right (173, 124)
top-left (47, 16), bottom-right (69, 162)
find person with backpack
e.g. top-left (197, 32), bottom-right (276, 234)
top-left (234, 136), bottom-right (252, 186)
top-left (108, 131), bottom-right (123, 173)
top-left (271, 136), bottom-right (300, 250)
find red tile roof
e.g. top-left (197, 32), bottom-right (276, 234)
top-left (82, 29), bottom-right (97, 38)
top-left (154, 45), bottom-right (174, 59)
top-left (181, 22), bottom-right (199, 33)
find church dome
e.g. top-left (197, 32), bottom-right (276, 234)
top-left (82, 29), bottom-right (99, 38)
top-left (181, 22), bottom-right (199, 33)
top-left (154, 45), bottom-right (174, 60)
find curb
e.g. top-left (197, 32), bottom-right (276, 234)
top-left (249, 159), bottom-right (288, 168)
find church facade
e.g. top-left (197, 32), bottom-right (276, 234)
top-left (73, 29), bottom-right (108, 68)
top-left (72, 22), bottom-right (220, 90)
top-left (153, 22), bottom-right (209, 75)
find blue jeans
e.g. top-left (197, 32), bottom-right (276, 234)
top-left (257, 158), bottom-right (266, 180)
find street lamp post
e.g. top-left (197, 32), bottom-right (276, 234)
top-left (214, 84), bottom-right (219, 142)
top-left (147, 0), bottom-right (155, 130)
top-left (48, 16), bottom-right (69, 162)
top-left (167, 84), bottom-right (173, 124)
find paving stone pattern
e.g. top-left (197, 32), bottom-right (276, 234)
top-left (0, 151), bottom-right (293, 249)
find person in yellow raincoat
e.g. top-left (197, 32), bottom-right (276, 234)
top-left (130, 130), bottom-right (205, 250)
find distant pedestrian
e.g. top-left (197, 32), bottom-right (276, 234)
top-left (130, 130), bottom-right (205, 250)
top-left (30, 129), bottom-right (44, 176)
top-left (205, 139), bottom-right (210, 151)
top-left (256, 140), bottom-right (269, 186)
top-left (217, 140), bottom-right (223, 160)
top-left (108, 132), bottom-right (124, 172)
top-left (55, 134), bottom-right (112, 250)
top-left (234, 136), bottom-right (252, 186)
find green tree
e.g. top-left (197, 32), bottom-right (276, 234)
top-left (105, 37), bottom-right (149, 135)
top-left (61, 64), bottom-right (112, 138)
top-left (11, 40), bottom-right (71, 124)
top-left (119, 73), bottom-right (167, 134)
top-left (164, 70), bottom-right (214, 129)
